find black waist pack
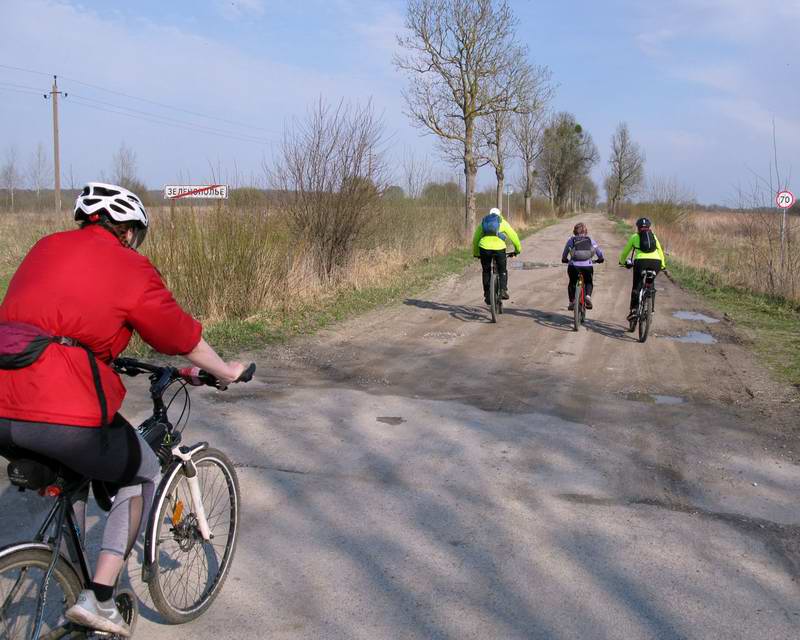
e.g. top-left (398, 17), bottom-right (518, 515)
top-left (0, 321), bottom-right (108, 425)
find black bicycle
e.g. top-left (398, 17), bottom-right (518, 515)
top-left (0, 358), bottom-right (254, 638)
top-left (572, 260), bottom-right (602, 332)
top-left (486, 252), bottom-right (516, 323)
top-left (625, 262), bottom-right (659, 342)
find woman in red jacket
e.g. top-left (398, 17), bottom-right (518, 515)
top-left (0, 183), bottom-right (245, 636)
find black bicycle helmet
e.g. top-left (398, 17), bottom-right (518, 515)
top-left (635, 217), bottom-right (651, 229)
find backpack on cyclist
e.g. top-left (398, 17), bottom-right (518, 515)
top-left (0, 321), bottom-right (108, 425)
top-left (570, 236), bottom-right (594, 261)
top-left (481, 212), bottom-right (507, 241)
top-left (638, 229), bottom-right (657, 253)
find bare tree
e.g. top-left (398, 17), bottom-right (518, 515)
top-left (604, 122), bottom-right (645, 215)
top-left (511, 67), bottom-right (553, 219)
top-left (27, 142), bottom-right (52, 206)
top-left (535, 112), bottom-right (599, 213)
top-left (479, 63), bottom-right (552, 212)
top-left (401, 147), bottom-right (432, 199)
top-left (395, 0), bottom-right (532, 235)
top-left (646, 175), bottom-right (694, 226)
top-left (0, 145), bottom-right (21, 212)
top-left (111, 142), bottom-right (138, 189)
top-left (268, 98), bottom-right (388, 280)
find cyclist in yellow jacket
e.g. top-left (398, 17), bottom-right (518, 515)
top-left (618, 217), bottom-right (666, 321)
top-left (473, 208), bottom-right (521, 305)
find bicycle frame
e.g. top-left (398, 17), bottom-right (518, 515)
top-left (0, 478), bottom-right (93, 640)
top-left (638, 270), bottom-right (657, 312)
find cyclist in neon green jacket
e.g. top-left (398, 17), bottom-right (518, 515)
top-left (473, 208), bottom-right (522, 305)
top-left (618, 217), bottom-right (666, 321)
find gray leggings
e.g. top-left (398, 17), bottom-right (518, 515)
top-left (0, 416), bottom-right (161, 558)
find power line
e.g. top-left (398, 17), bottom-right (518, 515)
top-left (0, 63), bottom-right (277, 134)
top-left (62, 75), bottom-right (279, 134)
top-left (0, 63), bottom-right (51, 77)
top-left (0, 80), bottom-right (44, 93)
top-left (0, 85), bottom-right (44, 97)
top-left (67, 98), bottom-right (277, 146)
top-left (68, 92), bottom-right (276, 143)
top-left (0, 68), bottom-right (279, 146)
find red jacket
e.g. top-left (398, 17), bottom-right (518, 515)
top-left (0, 225), bottom-right (202, 427)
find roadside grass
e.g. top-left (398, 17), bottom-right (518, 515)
top-left (165, 218), bottom-right (557, 355)
top-left (666, 261), bottom-right (800, 387)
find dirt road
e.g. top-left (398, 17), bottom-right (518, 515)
top-left (2, 213), bottom-right (798, 639)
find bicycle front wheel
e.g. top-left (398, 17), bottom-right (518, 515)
top-left (0, 546), bottom-right (83, 639)
top-left (639, 293), bottom-right (652, 343)
top-left (148, 448), bottom-right (240, 624)
top-left (489, 273), bottom-right (498, 323)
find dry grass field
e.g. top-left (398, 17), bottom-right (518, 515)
top-left (0, 198), bottom-right (552, 336)
top-left (616, 208), bottom-right (800, 303)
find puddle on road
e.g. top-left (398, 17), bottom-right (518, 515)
top-left (423, 331), bottom-right (463, 340)
top-left (673, 311), bottom-right (720, 324)
top-left (511, 261), bottom-right (560, 270)
top-left (622, 392), bottom-right (687, 405)
top-left (376, 416), bottom-right (406, 425)
top-left (666, 331), bottom-right (717, 344)
top-left (652, 394), bottom-right (686, 405)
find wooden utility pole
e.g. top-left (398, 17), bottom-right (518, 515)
top-left (46, 76), bottom-right (66, 212)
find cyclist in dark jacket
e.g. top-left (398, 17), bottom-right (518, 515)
top-left (561, 222), bottom-right (604, 310)
top-left (0, 183), bottom-right (245, 636)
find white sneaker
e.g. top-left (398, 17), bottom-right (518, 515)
top-left (65, 589), bottom-right (131, 637)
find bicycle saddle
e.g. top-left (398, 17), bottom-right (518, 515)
top-left (1, 444), bottom-right (79, 491)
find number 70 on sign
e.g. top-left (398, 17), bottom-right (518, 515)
top-left (776, 190), bottom-right (795, 209)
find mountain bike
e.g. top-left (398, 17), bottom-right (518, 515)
top-left (572, 260), bottom-right (601, 331)
top-left (625, 264), bottom-right (659, 343)
top-left (487, 252), bottom-right (517, 324)
top-left (0, 358), bottom-right (255, 638)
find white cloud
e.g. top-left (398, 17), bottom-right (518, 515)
top-left (0, 0), bottom-right (419, 186)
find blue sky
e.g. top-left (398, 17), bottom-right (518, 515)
top-left (1, 0), bottom-right (798, 204)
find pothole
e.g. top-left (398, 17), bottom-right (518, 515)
top-left (673, 311), bottom-right (720, 324)
top-left (622, 392), bottom-right (687, 405)
top-left (376, 416), bottom-right (405, 425)
top-left (423, 331), bottom-right (463, 339)
top-left (511, 261), bottom-right (560, 270)
top-left (665, 331), bottom-right (717, 344)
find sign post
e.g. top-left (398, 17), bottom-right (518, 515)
top-left (776, 190), bottom-right (795, 272)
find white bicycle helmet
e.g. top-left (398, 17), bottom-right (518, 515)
top-left (74, 182), bottom-right (149, 248)
top-left (489, 207), bottom-right (501, 216)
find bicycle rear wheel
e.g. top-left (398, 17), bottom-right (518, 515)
top-left (148, 448), bottom-right (240, 624)
top-left (639, 293), bottom-right (652, 343)
top-left (489, 272), bottom-right (498, 323)
top-left (573, 280), bottom-right (582, 331)
top-left (0, 546), bottom-right (82, 639)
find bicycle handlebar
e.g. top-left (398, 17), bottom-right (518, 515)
top-left (114, 357), bottom-right (256, 392)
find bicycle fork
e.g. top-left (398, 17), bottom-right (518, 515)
top-left (173, 446), bottom-right (213, 542)
top-left (143, 442), bottom-right (213, 584)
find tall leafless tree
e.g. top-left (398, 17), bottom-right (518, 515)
top-left (395, 0), bottom-right (532, 235)
top-left (268, 98), bottom-right (388, 280)
top-left (27, 142), bottom-right (52, 206)
top-left (0, 145), bottom-right (21, 212)
top-left (511, 66), bottom-right (553, 219)
top-left (479, 63), bottom-right (552, 213)
top-left (111, 142), bottom-right (139, 189)
top-left (604, 122), bottom-right (645, 215)
top-left (535, 112), bottom-right (599, 213)
top-left (401, 147), bottom-right (432, 199)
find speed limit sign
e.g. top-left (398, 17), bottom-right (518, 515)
top-left (776, 190), bottom-right (795, 209)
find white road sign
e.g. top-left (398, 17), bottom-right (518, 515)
top-left (776, 190), bottom-right (795, 209)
